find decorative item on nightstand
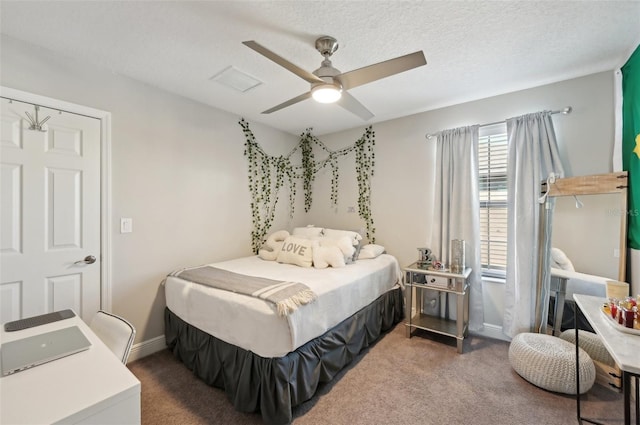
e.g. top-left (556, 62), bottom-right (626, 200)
top-left (417, 247), bottom-right (434, 269)
top-left (450, 239), bottom-right (465, 274)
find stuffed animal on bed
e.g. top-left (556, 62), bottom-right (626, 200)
top-left (313, 244), bottom-right (346, 269)
top-left (259, 230), bottom-right (290, 261)
top-left (319, 236), bottom-right (356, 263)
top-left (312, 237), bottom-right (354, 268)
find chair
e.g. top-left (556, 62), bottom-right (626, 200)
top-left (89, 310), bottom-right (136, 364)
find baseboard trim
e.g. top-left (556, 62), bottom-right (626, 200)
top-left (127, 335), bottom-right (167, 363)
top-left (471, 323), bottom-right (511, 342)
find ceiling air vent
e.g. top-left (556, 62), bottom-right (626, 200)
top-left (210, 66), bottom-right (262, 93)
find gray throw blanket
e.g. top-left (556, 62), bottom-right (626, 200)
top-left (171, 266), bottom-right (317, 316)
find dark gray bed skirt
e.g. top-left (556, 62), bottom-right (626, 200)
top-left (164, 286), bottom-right (403, 424)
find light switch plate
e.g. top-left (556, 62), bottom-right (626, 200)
top-left (120, 218), bottom-right (133, 233)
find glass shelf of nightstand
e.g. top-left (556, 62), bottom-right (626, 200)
top-left (407, 313), bottom-right (467, 339)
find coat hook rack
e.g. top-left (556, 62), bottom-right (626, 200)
top-left (24, 105), bottom-right (51, 132)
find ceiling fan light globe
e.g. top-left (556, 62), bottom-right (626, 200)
top-left (311, 84), bottom-right (342, 104)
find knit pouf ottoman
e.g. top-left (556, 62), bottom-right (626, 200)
top-left (559, 329), bottom-right (622, 391)
top-left (508, 332), bottom-right (595, 394)
top-left (559, 329), bottom-right (615, 367)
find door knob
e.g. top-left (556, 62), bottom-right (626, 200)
top-left (74, 255), bottom-right (97, 265)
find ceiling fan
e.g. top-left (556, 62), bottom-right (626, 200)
top-left (243, 36), bottom-right (427, 120)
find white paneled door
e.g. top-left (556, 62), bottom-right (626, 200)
top-left (1, 99), bottom-right (101, 324)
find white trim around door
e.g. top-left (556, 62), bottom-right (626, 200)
top-left (0, 86), bottom-right (113, 312)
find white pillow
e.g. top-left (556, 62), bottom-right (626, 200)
top-left (358, 244), bottom-right (385, 260)
top-left (276, 236), bottom-right (315, 268)
top-left (291, 225), bottom-right (324, 239)
top-left (550, 247), bottom-right (575, 271)
top-left (322, 228), bottom-right (362, 246)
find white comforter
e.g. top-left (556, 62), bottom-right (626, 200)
top-left (165, 254), bottom-right (402, 358)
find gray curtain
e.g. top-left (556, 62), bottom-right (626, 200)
top-left (431, 125), bottom-right (484, 331)
top-left (503, 111), bottom-right (564, 338)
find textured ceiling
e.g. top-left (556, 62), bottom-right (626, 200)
top-left (1, 1), bottom-right (639, 136)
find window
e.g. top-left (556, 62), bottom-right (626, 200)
top-left (478, 123), bottom-right (508, 276)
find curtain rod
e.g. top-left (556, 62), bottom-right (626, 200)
top-left (425, 106), bottom-right (573, 140)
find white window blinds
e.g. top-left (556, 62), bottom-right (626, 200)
top-left (478, 124), bottom-right (508, 275)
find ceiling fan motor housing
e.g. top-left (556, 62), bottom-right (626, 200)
top-left (313, 60), bottom-right (340, 77)
top-left (311, 38), bottom-right (343, 103)
top-left (313, 60), bottom-right (342, 86)
top-left (313, 37), bottom-right (342, 90)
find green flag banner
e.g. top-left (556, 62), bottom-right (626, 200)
top-left (622, 44), bottom-right (640, 249)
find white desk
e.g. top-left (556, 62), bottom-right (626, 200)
top-left (573, 294), bottom-right (640, 425)
top-left (0, 314), bottom-right (141, 424)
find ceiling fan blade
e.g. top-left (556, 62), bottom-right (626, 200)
top-left (262, 92), bottom-right (312, 114)
top-left (337, 51), bottom-right (426, 90)
top-left (337, 91), bottom-right (374, 121)
top-left (243, 40), bottom-right (324, 85)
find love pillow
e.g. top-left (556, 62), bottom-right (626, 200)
top-left (276, 236), bottom-right (315, 268)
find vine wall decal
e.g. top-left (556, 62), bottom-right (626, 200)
top-left (240, 119), bottom-right (375, 252)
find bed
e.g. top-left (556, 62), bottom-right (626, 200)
top-left (164, 253), bottom-right (403, 424)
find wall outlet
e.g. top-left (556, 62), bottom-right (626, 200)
top-left (347, 206), bottom-right (356, 213)
top-left (614, 248), bottom-right (620, 258)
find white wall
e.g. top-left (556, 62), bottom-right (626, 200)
top-left (552, 193), bottom-right (621, 279)
top-left (307, 71), bottom-right (615, 265)
top-left (1, 33), bottom-right (618, 344)
top-left (0, 35), bottom-right (298, 344)
top-left (304, 71), bottom-right (616, 333)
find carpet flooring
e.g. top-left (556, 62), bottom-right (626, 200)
top-left (128, 324), bottom-right (625, 424)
